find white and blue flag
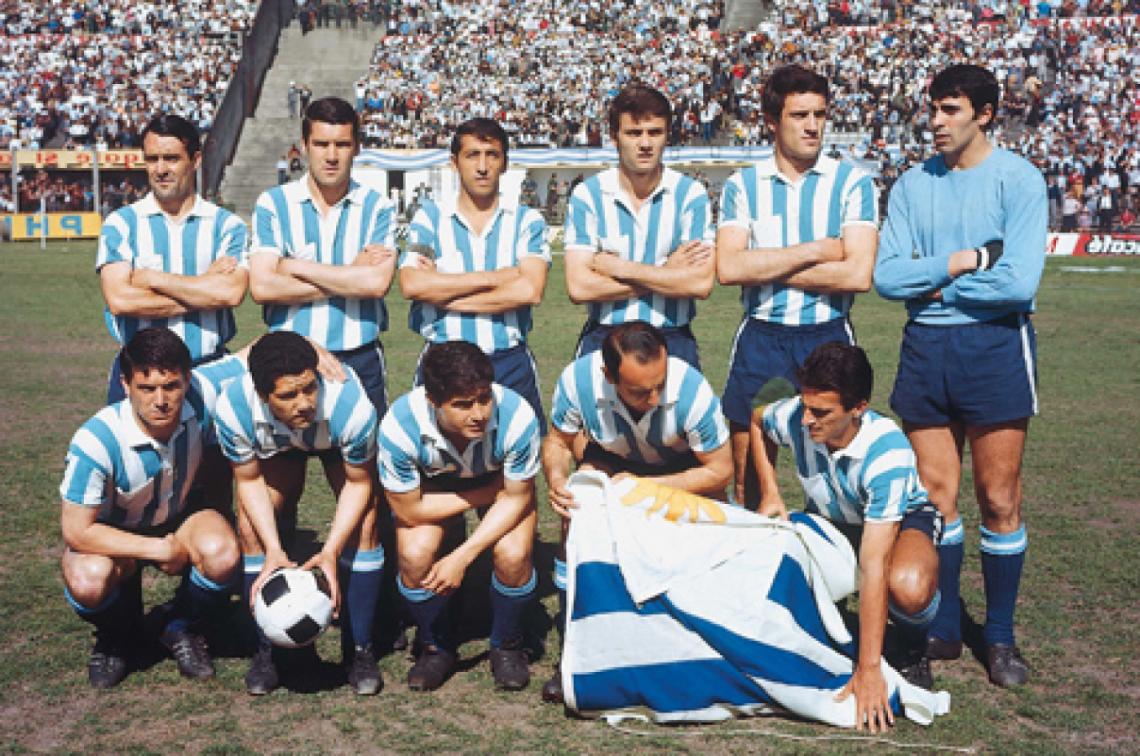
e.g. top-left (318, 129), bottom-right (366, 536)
top-left (561, 471), bottom-right (950, 727)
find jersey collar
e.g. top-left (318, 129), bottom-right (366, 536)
top-left (753, 152), bottom-right (839, 183)
top-left (137, 193), bottom-right (216, 220)
top-left (597, 165), bottom-right (682, 203)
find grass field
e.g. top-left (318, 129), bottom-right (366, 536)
top-left (0, 242), bottom-right (1137, 753)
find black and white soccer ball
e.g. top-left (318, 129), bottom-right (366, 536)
top-left (253, 568), bottom-right (334, 648)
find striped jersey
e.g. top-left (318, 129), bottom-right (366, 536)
top-left (551, 352), bottom-right (728, 466)
top-left (251, 176), bottom-right (397, 350)
top-left (761, 397), bottom-right (929, 525)
top-left (97, 194), bottom-right (248, 359)
top-left (59, 356), bottom-right (246, 530)
top-left (377, 384), bottom-right (541, 493)
top-left (402, 196), bottom-right (550, 352)
top-left (214, 370), bottom-right (377, 466)
top-left (719, 154), bottom-right (878, 326)
top-left (564, 167), bottom-right (710, 328)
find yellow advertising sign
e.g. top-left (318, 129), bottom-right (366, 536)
top-left (0, 149), bottom-right (146, 170)
top-left (8, 212), bottom-right (102, 240)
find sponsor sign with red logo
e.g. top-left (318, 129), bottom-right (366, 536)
top-left (1046, 233), bottom-right (1140, 256)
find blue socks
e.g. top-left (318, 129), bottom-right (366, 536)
top-left (398, 576), bottom-right (453, 652)
top-left (553, 558), bottom-right (568, 642)
top-left (65, 570), bottom-right (142, 639)
top-left (928, 517), bottom-right (964, 643)
top-left (242, 555), bottom-right (270, 648)
top-left (338, 546), bottom-right (385, 649)
top-left (167, 566), bottom-right (234, 634)
top-left (489, 570), bottom-right (537, 649)
top-left (979, 524), bottom-right (1027, 647)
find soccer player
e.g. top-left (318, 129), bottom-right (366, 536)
top-left (716, 64), bottom-right (879, 507)
top-left (98, 114), bottom-right (249, 404)
top-left (751, 342), bottom-right (940, 730)
top-left (563, 83), bottom-right (715, 369)
top-left (377, 341), bottom-right (541, 692)
top-left (60, 327), bottom-right (244, 688)
top-left (874, 64), bottom-right (1047, 688)
top-left (249, 96), bottom-right (398, 414)
top-left (399, 118), bottom-right (549, 422)
top-left (541, 321), bottom-right (732, 702)
top-left (213, 331), bottom-right (383, 696)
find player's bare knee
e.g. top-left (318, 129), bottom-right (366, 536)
top-left (492, 542), bottom-right (533, 585)
top-left (889, 566), bottom-right (937, 616)
top-left (63, 557), bottom-right (118, 607)
top-left (196, 532), bottom-right (240, 581)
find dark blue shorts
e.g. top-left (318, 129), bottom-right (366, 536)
top-left (414, 342), bottom-right (546, 433)
top-left (829, 502), bottom-right (942, 553)
top-left (106, 346), bottom-right (228, 405)
top-left (335, 340), bottom-right (388, 417)
top-left (890, 314), bottom-right (1038, 427)
top-left (574, 321), bottom-right (701, 371)
top-left (722, 317), bottom-right (855, 427)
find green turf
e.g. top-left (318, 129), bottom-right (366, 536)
top-left (0, 242), bottom-right (1137, 752)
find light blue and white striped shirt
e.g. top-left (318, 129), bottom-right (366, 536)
top-left (551, 352), bottom-right (728, 467)
top-left (564, 167), bottom-right (710, 328)
top-left (59, 356), bottom-right (246, 530)
top-left (762, 397), bottom-right (928, 525)
top-left (252, 176), bottom-right (397, 350)
top-left (214, 370), bottom-right (377, 466)
top-left (97, 194), bottom-right (248, 359)
top-left (719, 154), bottom-right (878, 326)
top-left (377, 384), bottom-right (541, 493)
top-left (402, 196), bottom-right (550, 352)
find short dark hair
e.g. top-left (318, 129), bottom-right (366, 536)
top-left (796, 342), bottom-right (873, 410)
top-left (608, 83), bottom-right (672, 135)
top-left (302, 96), bottom-right (361, 144)
top-left (761, 65), bottom-right (829, 122)
top-left (248, 332), bottom-right (319, 398)
top-left (929, 64), bottom-right (1000, 129)
top-left (119, 327), bottom-right (191, 381)
top-left (141, 114), bottom-right (201, 158)
top-left (451, 118), bottom-right (509, 159)
top-left (422, 341), bottom-right (494, 403)
top-left (601, 322), bottom-right (667, 379)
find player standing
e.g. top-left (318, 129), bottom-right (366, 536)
top-left (399, 118), bottom-right (549, 422)
top-left (563, 83), bottom-right (715, 369)
top-left (874, 64), bottom-right (1047, 687)
top-left (716, 64), bottom-right (879, 507)
top-left (97, 114), bottom-right (248, 404)
top-left (249, 96), bottom-right (398, 414)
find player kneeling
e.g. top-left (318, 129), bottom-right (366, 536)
top-left (751, 342), bottom-right (940, 732)
top-left (379, 341), bottom-right (540, 692)
top-left (213, 331), bottom-right (383, 696)
top-left (60, 328), bottom-right (244, 688)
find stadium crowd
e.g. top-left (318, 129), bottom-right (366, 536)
top-left (353, 0), bottom-right (1138, 230)
top-left (0, 1), bottom-right (258, 151)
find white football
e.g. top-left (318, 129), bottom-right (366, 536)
top-left (253, 568), bottom-right (334, 648)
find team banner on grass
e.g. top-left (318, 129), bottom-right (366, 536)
top-left (1046, 232), bottom-right (1140, 256)
top-left (8, 212), bottom-right (102, 240)
top-left (561, 470), bottom-right (951, 727)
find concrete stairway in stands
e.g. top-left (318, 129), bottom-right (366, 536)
top-left (219, 21), bottom-right (379, 220)
top-left (724, 0), bottom-right (772, 31)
